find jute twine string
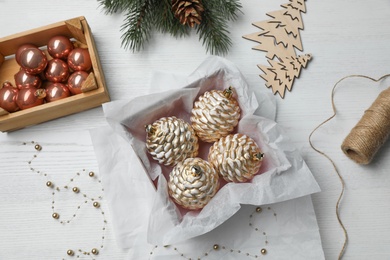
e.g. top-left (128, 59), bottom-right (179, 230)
top-left (308, 74), bottom-right (390, 260)
top-left (341, 85), bottom-right (390, 164)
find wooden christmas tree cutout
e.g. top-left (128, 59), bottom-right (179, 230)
top-left (243, 0), bottom-right (312, 98)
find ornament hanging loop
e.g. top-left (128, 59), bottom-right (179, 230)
top-left (223, 86), bottom-right (234, 99)
top-left (145, 124), bottom-right (155, 135)
top-left (253, 152), bottom-right (264, 161)
top-left (2, 81), bottom-right (13, 89)
top-left (191, 165), bottom-right (202, 177)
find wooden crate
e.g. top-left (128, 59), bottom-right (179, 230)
top-left (0, 16), bottom-right (110, 132)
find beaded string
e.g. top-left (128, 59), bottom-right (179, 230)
top-left (149, 206), bottom-right (274, 259)
top-left (23, 141), bottom-right (107, 259)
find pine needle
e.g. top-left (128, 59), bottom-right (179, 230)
top-left (98, 0), bottom-right (243, 55)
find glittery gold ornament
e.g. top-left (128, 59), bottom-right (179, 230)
top-left (145, 116), bottom-right (199, 166)
top-left (208, 133), bottom-right (264, 183)
top-left (191, 87), bottom-right (240, 143)
top-left (168, 157), bottom-right (219, 210)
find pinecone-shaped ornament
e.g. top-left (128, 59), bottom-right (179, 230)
top-left (191, 87), bottom-right (240, 143)
top-left (145, 116), bottom-right (199, 166)
top-left (172, 0), bottom-right (204, 28)
top-left (168, 157), bottom-right (219, 210)
top-left (208, 134), bottom-right (264, 183)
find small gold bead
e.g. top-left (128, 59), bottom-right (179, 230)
top-left (34, 144), bottom-right (42, 151)
top-left (93, 202), bottom-right (100, 208)
top-left (91, 248), bottom-right (99, 255)
top-left (256, 207), bottom-right (262, 213)
top-left (261, 248), bottom-right (267, 255)
top-left (67, 249), bottom-right (74, 256)
top-left (52, 213), bottom-right (59, 219)
top-left (46, 181), bottom-right (53, 187)
top-left (72, 187), bottom-right (80, 193)
top-left (213, 244), bottom-right (219, 250)
top-left (89, 171), bottom-right (95, 177)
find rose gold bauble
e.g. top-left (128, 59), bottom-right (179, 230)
top-left (15, 44), bottom-right (37, 64)
top-left (16, 87), bottom-right (46, 110)
top-left (45, 58), bottom-right (69, 83)
top-left (45, 83), bottom-right (70, 102)
top-left (14, 70), bottom-right (41, 89)
top-left (0, 82), bottom-right (19, 112)
top-left (67, 71), bottom-right (88, 95)
top-left (47, 35), bottom-right (74, 59)
top-left (18, 48), bottom-right (47, 75)
top-left (67, 48), bottom-right (92, 71)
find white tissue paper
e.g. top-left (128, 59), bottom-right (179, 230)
top-left (91, 57), bottom-right (322, 251)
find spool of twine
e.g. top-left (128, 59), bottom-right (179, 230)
top-left (341, 86), bottom-right (390, 164)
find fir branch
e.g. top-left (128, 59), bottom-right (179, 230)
top-left (197, 1), bottom-right (232, 55)
top-left (120, 0), bottom-right (153, 51)
top-left (97, 0), bottom-right (134, 14)
top-left (98, 0), bottom-right (243, 55)
top-left (207, 0), bottom-right (243, 21)
top-left (152, 0), bottom-right (189, 37)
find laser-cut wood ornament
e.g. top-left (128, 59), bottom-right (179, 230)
top-left (243, 0), bottom-right (312, 98)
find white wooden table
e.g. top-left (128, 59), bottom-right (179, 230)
top-left (1, 0), bottom-right (390, 259)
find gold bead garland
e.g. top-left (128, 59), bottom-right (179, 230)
top-left (23, 141), bottom-right (107, 259)
top-left (149, 205), bottom-right (276, 259)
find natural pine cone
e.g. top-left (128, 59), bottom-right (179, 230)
top-left (145, 116), bottom-right (199, 166)
top-left (172, 0), bottom-right (204, 28)
top-left (191, 87), bottom-right (240, 143)
top-left (208, 133), bottom-right (264, 183)
top-left (168, 157), bottom-right (219, 210)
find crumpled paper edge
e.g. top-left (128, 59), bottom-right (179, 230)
top-left (100, 56), bottom-right (321, 245)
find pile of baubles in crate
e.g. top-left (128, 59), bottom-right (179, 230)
top-left (0, 35), bottom-right (91, 112)
top-left (145, 86), bottom-right (265, 210)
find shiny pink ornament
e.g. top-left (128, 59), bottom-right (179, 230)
top-left (16, 87), bottom-right (46, 110)
top-left (18, 48), bottom-right (48, 75)
top-left (0, 82), bottom-right (19, 112)
top-left (45, 58), bottom-right (69, 82)
top-left (38, 71), bottom-right (47, 81)
top-left (45, 83), bottom-right (70, 102)
top-left (14, 70), bottom-right (41, 89)
top-left (47, 35), bottom-right (74, 59)
top-left (15, 44), bottom-right (37, 64)
top-left (67, 48), bottom-right (92, 71)
top-left (67, 71), bottom-right (88, 95)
